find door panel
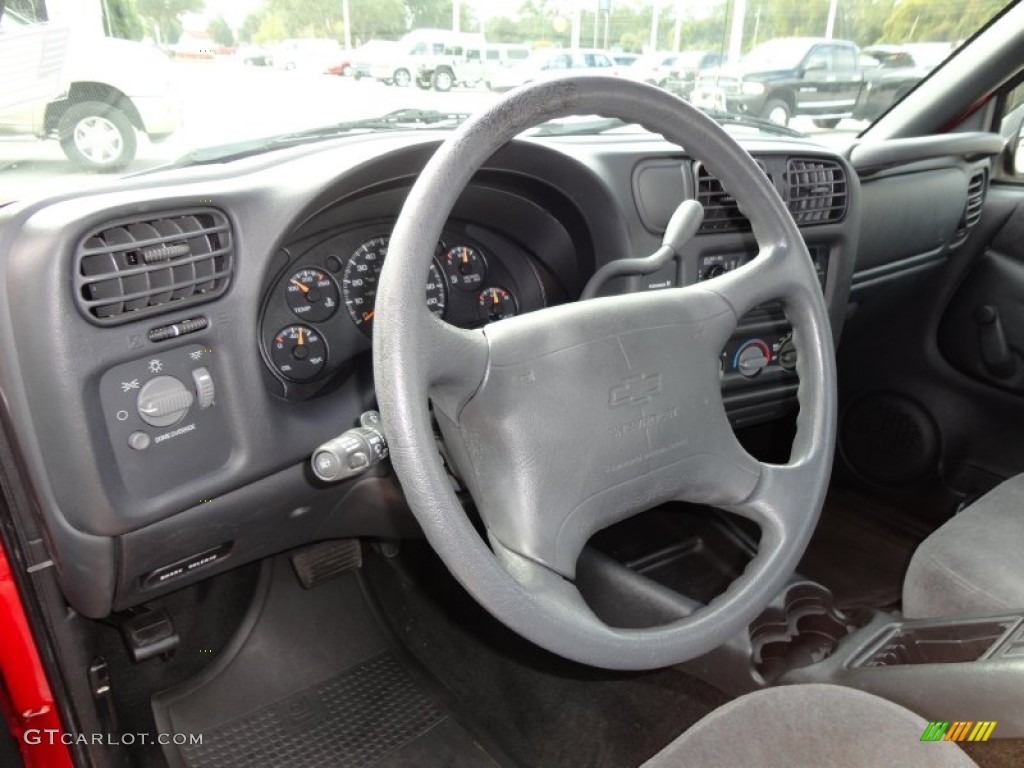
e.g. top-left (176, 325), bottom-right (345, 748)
top-left (835, 181), bottom-right (1024, 523)
top-left (939, 205), bottom-right (1024, 391)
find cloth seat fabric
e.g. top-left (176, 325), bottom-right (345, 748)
top-left (903, 474), bottom-right (1024, 619)
top-left (643, 683), bottom-right (976, 767)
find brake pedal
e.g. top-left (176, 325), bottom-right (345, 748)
top-left (291, 539), bottom-right (362, 589)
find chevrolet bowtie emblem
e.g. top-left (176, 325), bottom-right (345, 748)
top-left (609, 372), bottom-right (663, 407)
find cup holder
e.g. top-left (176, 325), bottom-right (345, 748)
top-left (750, 582), bottom-right (860, 681)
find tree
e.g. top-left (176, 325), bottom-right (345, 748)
top-left (137, 0), bottom-right (205, 44)
top-left (103, 0), bottom-right (145, 40)
top-left (208, 15), bottom-right (235, 46)
top-left (239, 12), bottom-right (262, 43)
top-left (406, 0), bottom-right (474, 31)
top-left (264, 0), bottom-right (342, 37)
top-left (349, 0), bottom-right (406, 42)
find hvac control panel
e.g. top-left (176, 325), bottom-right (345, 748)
top-left (99, 343), bottom-right (230, 496)
top-left (697, 244), bottom-right (829, 288)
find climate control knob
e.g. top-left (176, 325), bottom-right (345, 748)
top-left (702, 264), bottom-right (727, 281)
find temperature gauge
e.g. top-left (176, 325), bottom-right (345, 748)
top-left (285, 268), bottom-right (340, 322)
top-left (443, 245), bottom-right (486, 291)
top-left (271, 325), bottom-right (327, 382)
top-left (477, 286), bottom-right (518, 323)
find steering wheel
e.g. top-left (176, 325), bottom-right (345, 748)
top-left (373, 77), bottom-right (836, 671)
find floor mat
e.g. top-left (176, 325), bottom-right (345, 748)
top-left (363, 543), bottom-right (728, 768)
top-left (152, 555), bottom-right (498, 768)
top-left (798, 490), bottom-right (926, 611)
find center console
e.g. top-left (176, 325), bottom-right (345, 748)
top-left (710, 246), bottom-right (829, 428)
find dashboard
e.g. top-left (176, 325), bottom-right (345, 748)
top-left (1, 126), bottom-right (990, 621)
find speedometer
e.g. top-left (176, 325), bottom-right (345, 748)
top-left (341, 236), bottom-right (447, 334)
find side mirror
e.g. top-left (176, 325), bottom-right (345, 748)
top-left (802, 60), bottom-right (827, 75)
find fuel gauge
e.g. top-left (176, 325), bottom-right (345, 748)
top-left (271, 325), bottom-right (327, 382)
top-left (477, 286), bottom-right (518, 323)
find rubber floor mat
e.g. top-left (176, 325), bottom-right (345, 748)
top-left (178, 652), bottom-right (457, 768)
top-left (153, 555), bottom-right (498, 768)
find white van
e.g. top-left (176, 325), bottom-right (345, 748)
top-left (371, 29), bottom-right (486, 89)
top-left (0, 9), bottom-right (181, 170)
top-left (484, 44), bottom-right (532, 73)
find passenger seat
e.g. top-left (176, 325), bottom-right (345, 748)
top-left (903, 475), bottom-right (1024, 618)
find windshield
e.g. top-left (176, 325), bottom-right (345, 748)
top-left (0, 0), bottom-right (1011, 201)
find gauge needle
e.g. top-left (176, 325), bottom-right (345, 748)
top-left (493, 291), bottom-right (500, 305)
top-left (461, 248), bottom-right (469, 264)
top-left (297, 327), bottom-right (305, 346)
top-left (363, 310), bottom-right (375, 322)
top-left (290, 278), bottom-right (310, 294)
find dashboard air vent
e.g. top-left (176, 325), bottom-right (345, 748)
top-left (695, 162), bottom-right (750, 233)
top-left (75, 209), bottom-right (233, 325)
top-left (953, 170), bottom-right (987, 246)
top-left (787, 158), bottom-right (847, 225)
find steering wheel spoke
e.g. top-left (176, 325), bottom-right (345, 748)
top-left (423, 312), bottom-right (489, 420)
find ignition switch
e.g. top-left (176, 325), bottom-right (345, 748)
top-left (311, 410), bottom-right (388, 483)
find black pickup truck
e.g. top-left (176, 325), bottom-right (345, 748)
top-left (690, 37), bottom-right (925, 128)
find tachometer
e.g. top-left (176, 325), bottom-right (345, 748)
top-left (342, 236), bottom-right (447, 333)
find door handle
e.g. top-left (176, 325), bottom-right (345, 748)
top-left (974, 304), bottom-right (1017, 378)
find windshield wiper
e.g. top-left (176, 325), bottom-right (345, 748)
top-left (531, 110), bottom-right (803, 139)
top-left (702, 110), bottom-right (805, 138)
top-left (142, 109), bottom-right (472, 172)
top-left (274, 108), bottom-right (472, 143)
top-left (532, 117), bottom-right (631, 136)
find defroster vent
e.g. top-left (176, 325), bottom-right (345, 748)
top-left (75, 209), bottom-right (233, 325)
top-left (787, 158), bottom-right (847, 225)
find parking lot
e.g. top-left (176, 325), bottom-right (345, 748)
top-left (0, 59), bottom-right (866, 202)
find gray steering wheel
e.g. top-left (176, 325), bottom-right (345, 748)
top-left (373, 77), bottom-right (836, 671)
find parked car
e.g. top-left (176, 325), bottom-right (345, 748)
top-left (483, 43), bottom-right (532, 78)
top-left (691, 37), bottom-right (868, 126)
top-left (370, 29), bottom-right (485, 88)
top-left (237, 44), bottom-right (272, 67)
top-left (612, 52), bottom-right (640, 66)
top-left (0, 8), bottom-right (181, 170)
top-left (851, 45), bottom-right (936, 122)
top-left (349, 40), bottom-right (399, 80)
top-left (626, 52), bottom-right (684, 86)
top-left (486, 48), bottom-right (617, 92)
top-left (325, 57), bottom-right (352, 76)
top-left (664, 50), bottom-right (725, 100)
top-left (410, 31), bottom-right (488, 91)
top-left (272, 38), bottom-right (343, 73)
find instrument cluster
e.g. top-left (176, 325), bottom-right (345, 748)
top-left (259, 220), bottom-right (548, 398)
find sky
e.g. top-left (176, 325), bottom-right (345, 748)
top-left (201, 0), bottom-right (499, 29)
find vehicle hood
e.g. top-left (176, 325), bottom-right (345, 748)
top-left (699, 64), bottom-right (797, 81)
